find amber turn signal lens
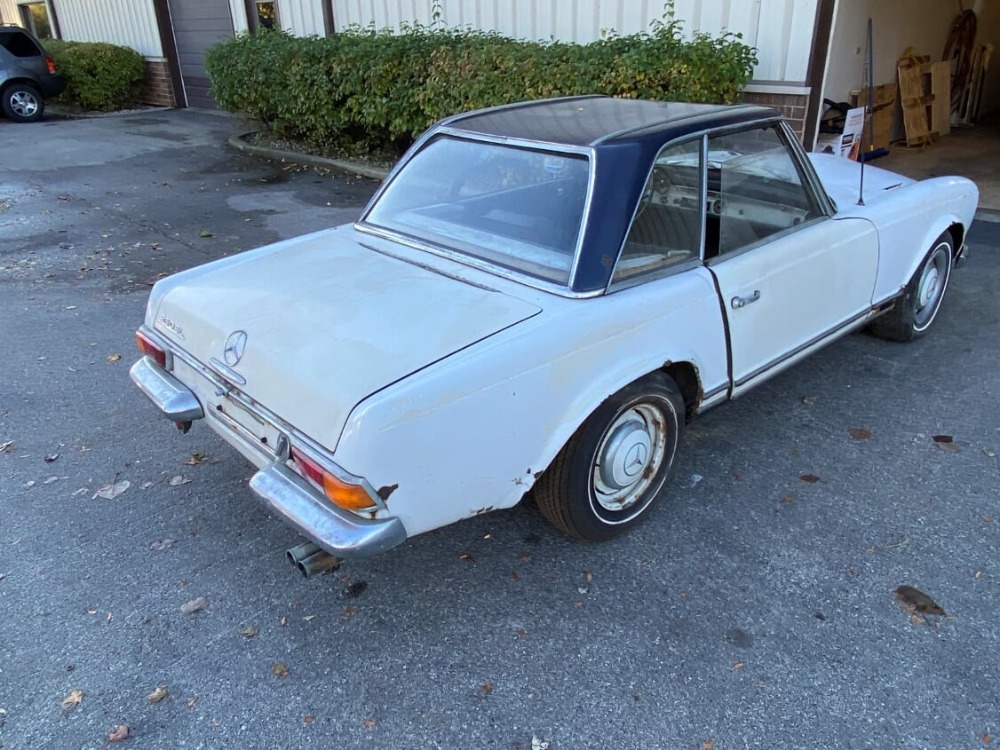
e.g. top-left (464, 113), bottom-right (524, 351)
top-left (290, 446), bottom-right (376, 512)
top-left (321, 474), bottom-right (377, 512)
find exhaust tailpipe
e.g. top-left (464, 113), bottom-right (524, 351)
top-left (286, 541), bottom-right (341, 578)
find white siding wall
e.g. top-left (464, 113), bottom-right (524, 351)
top-left (56, 0), bottom-right (163, 57)
top-left (0, 0), bottom-right (20, 27)
top-left (279, 0), bottom-right (326, 36)
top-left (329, 0), bottom-right (818, 83)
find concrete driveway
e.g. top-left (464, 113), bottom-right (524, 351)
top-left (1, 110), bottom-right (998, 749)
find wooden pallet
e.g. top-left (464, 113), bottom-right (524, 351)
top-left (898, 55), bottom-right (934, 147)
top-left (851, 83), bottom-right (896, 152)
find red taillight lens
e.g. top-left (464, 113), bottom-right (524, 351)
top-left (290, 446), bottom-right (325, 485)
top-left (136, 330), bottom-right (167, 369)
top-left (45, 55), bottom-right (56, 74)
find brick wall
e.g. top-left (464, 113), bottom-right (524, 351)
top-left (742, 91), bottom-right (810, 140)
top-left (144, 59), bottom-right (176, 107)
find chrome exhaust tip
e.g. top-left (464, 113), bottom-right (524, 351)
top-left (286, 541), bottom-right (341, 578)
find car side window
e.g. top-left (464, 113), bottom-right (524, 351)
top-left (705, 125), bottom-right (822, 258)
top-left (613, 139), bottom-right (702, 283)
top-left (0, 31), bottom-right (42, 58)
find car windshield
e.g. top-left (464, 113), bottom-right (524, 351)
top-left (364, 136), bottom-right (590, 285)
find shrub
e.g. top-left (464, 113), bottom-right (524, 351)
top-left (206, 16), bottom-right (756, 155)
top-left (46, 40), bottom-right (147, 111)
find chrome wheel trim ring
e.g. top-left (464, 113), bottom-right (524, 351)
top-left (913, 242), bottom-right (951, 331)
top-left (591, 402), bottom-right (669, 514)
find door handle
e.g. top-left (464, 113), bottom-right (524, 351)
top-left (731, 290), bottom-right (761, 309)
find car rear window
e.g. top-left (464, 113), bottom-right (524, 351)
top-left (364, 136), bottom-right (590, 285)
top-left (0, 31), bottom-right (42, 57)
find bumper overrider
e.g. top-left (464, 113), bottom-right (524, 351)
top-left (129, 355), bottom-right (406, 559)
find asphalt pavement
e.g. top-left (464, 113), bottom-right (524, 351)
top-left (1, 110), bottom-right (998, 750)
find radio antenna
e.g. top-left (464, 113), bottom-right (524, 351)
top-left (858, 16), bottom-right (873, 205)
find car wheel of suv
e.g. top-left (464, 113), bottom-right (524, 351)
top-left (2, 83), bottom-right (44, 123)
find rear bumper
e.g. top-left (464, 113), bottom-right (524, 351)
top-left (37, 74), bottom-right (65, 98)
top-left (129, 355), bottom-right (406, 559)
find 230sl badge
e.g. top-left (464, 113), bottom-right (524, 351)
top-left (157, 314), bottom-right (184, 340)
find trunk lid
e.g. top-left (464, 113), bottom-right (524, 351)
top-left (149, 227), bottom-right (541, 450)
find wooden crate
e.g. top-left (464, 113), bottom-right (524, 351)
top-left (851, 83), bottom-right (897, 152)
top-left (897, 55), bottom-right (934, 147)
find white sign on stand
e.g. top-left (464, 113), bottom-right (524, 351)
top-left (838, 107), bottom-right (866, 161)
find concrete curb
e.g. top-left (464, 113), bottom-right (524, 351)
top-left (975, 209), bottom-right (1000, 224)
top-left (227, 132), bottom-right (389, 181)
top-left (47, 104), bottom-right (174, 120)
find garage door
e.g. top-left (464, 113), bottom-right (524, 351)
top-left (167, 0), bottom-right (234, 108)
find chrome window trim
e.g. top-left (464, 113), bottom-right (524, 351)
top-left (359, 130), bottom-right (595, 294)
top-left (353, 223), bottom-right (603, 299)
top-left (140, 327), bottom-right (386, 511)
top-left (778, 120), bottom-right (836, 217)
top-left (705, 214), bottom-right (831, 267)
top-left (606, 134), bottom-right (707, 293)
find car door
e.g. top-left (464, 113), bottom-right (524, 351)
top-left (705, 124), bottom-right (879, 395)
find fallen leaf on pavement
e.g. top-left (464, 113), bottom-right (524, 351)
top-left (459, 553), bottom-right (475, 562)
top-left (240, 625), bottom-right (258, 638)
top-left (703, 741), bottom-right (716, 750)
top-left (781, 495), bottom-right (797, 503)
top-left (271, 662), bottom-right (290, 677)
top-left (985, 449), bottom-right (997, 458)
top-left (303, 715), bottom-right (315, 724)
top-left (583, 571), bottom-right (593, 582)
top-left (106, 354), bottom-right (122, 362)
top-left (44, 453), bottom-right (60, 463)
top-left (849, 427), bottom-right (872, 440)
top-left (511, 571), bottom-right (520, 581)
top-left (800, 474), bottom-right (820, 484)
top-left (149, 539), bottom-right (175, 551)
top-left (733, 661), bottom-right (745, 669)
top-left (932, 434), bottom-right (954, 443)
top-left (180, 597), bottom-right (207, 614)
top-left (362, 718), bottom-right (376, 728)
top-left (933, 434), bottom-right (961, 453)
top-left (303, 614), bottom-right (317, 622)
top-left (187, 696), bottom-right (198, 708)
top-left (61, 689), bottom-right (84, 709)
top-left (279, 615), bottom-right (289, 626)
top-left (168, 475), bottom-right (191, 486)
top-left (340, 607), bottom-right (358, 620)
top-left (93, 480), bottom-right (130, 500)
top-left (107, 723), bottom-right (130, 743)
top-left (801, 396), bottom-right (817, 405)
top-left (147, 686), bottom-right (168, 703)
top-left (198, 229), bottom-right (214, 238)
top-left (185, 452), bottom-right (207, 465)
top-left (345, 581), bottom-right (368, 598)
top-left (476, 682), bottom-right (495, 697)
top-left (0, 440), bottom-right (15, 453)
top-left (896, 585), bottom-right (945, 615)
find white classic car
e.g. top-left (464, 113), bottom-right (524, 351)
top-left (131, 96), bottom-right (978, 575)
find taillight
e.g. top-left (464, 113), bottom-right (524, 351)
top-left (135, 329), bottom-right (167, 369)
top-left (45, 55), bottom-right (56, 74)
top-left (290, 446), bottom-right (377, 512)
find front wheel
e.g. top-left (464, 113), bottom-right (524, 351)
top-left (870, 232), bottom-right (953, 342)
top-left (534, 373), bottom-right (684, 541)
top-left (2, 83), bottom-right (44, 123)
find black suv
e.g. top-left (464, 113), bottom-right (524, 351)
top-left (0, 25), bottom-right (65, 123)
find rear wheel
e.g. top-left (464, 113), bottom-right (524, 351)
top-left (2, 83), bottom-right (44, 123)
top-left (535, 374), bottom-right (684, 541)
top-left (870, 232), bottom-right (953, 342)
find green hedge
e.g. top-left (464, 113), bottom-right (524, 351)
top-left (206, 17), bottom-right (756, 155)
top-left (45, 40), bottom-right (147, 111)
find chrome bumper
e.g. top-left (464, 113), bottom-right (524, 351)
top-left (129, 357), bottom-right (204, 422)
top-left (130, 356), bottom-right (406, 559)
top-left (250, 464), bottom-right (406, 559)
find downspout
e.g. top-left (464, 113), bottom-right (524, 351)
top-left (803, 0), bottom-right (838, 149)
top-left (152, 0), bottom-right (186, 107)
